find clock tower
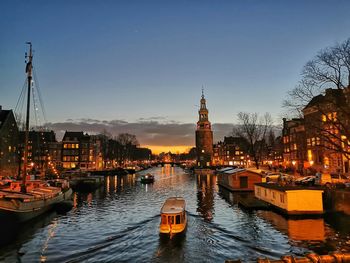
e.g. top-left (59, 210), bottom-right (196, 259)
top-left (195, 90), bottom-right (213, 167)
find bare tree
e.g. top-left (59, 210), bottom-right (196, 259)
top-left (233, 112), bottom-right (273, 169)
top-left (116, 133), bottom-right (139, 164)
top-left (283, 37), bottom-right (350, 116)
top-left (283, 37), bottom-right (350, 164)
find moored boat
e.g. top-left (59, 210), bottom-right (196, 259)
top-left (140, 173), bottom-right (155, 184)
top-left (0, 180), bottom-right (72, 222)
top-left (0, 43), bottom-right (73, 222)
top-left (159, 197), bottom-right (187, 237)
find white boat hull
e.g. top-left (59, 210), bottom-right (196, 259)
top-left (0, 188), bottom-right (73, 222)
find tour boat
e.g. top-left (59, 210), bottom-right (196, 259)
top-left (140, 173), bottom-right (155, 184)
top-left (159, 197), bottom-right (187, 237)
top-left (0, 43), bottom-right (72, 222)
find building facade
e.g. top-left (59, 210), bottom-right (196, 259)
top-left (282, 87), bottom-right (350, 176)
top-left (62, 131), bottom-right (91, 170)
top-left (282, 118), bottom-right (307, 173)
top-left (303, 88), bottom-right (349, 174)
top-left (0, 106), bottom-right (19, 177)
top-left (19, 130), bottom-right (57, 175)
top-left (213, 136), bottom-right (248, 166)
top-left (195, 92), bottom-right (213, 167)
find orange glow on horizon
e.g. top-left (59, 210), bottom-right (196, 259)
top-left (143, 145), bottom-right (193, 154)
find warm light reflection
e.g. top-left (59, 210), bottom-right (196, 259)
top-left (258, 211), bottom-right (325, 241)
top-left (73, 192), bottom-right (77, 208)
top-left (40, 219), bottom-right (58, 262)
top-left (106, 176), bottom-right (110, 194)
top-left (87, 193), bottom-right (92, 206)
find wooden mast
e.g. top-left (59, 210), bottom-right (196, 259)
top-left (21, 42), bottom-right (33, 193)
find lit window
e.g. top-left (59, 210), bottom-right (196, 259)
top-left (311, 137), bottom-right (316, 146)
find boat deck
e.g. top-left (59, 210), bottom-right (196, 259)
top-left (0, 187), bottom-right (61, 201)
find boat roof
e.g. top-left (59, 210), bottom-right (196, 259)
top-left (161, 197), bottom-right (186, 214)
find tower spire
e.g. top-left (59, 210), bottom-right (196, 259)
top-left (195, 90), bottom-right (213, 167)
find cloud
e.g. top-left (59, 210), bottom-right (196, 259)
top-left (46, 118), bottom-right (234, 147)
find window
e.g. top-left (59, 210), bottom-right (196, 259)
top-left (168, 216), bottom-right (174, 224)
top-left (280, 194), bottom-right (284, 203)
top-left (272, 192), bottom-right (275, 199)
top-left (161, 215), bottom-right (167, 224)
top-left (311, 137), bottom-right (316, 146)
top-left (176, 215), bottom-right (181, 224)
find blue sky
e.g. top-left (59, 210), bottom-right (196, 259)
top-left (1, 0), bottom-right (350, 151)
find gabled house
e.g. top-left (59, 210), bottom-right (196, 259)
top-left (0, 106), bottom-right (19, 177)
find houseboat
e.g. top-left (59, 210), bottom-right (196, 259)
top-left (217, 168), bottom-right (263, 192)
top-left (254, 183), bottom-right (324, 216)
top-left (159, 197), bottom-right (187, 237)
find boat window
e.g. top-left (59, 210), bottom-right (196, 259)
top-left (176, 215), bottom-right (181, 224)
top-left (161, 215), bottom-right (167, 224)
top-left (168, 216), bottom-right (174, 224)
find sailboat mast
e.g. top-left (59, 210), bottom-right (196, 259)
top-left (22, 42), bottom-right (33, 193)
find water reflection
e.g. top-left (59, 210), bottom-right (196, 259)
top-left (105, 174), bottom-right (135, 194)
top-left (2, 167), bottom-right (350, 262)
top-left (257, 211), bottom-right (325, 241)
top-left (196, 174), bottom-right (216, 222)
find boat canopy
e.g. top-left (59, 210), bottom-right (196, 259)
top-left (161, 197), bottom-right (186, 214)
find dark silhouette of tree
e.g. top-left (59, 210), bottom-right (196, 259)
top-left (283, 38), bottom-right (350, 163)
top-left (233, 112), bottom-right (272, 169)
top-left (283, 38), bottom-right (350, 116)
top-left (116, 133), bottom-right (139, 164)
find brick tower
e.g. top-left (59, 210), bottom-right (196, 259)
top-left (195, 90), bottom-right (213, 167)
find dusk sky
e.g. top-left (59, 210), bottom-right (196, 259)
top-left (1, 0), bottom-right (350, 153)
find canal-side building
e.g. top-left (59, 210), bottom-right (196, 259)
top-left (282, 118), bottom-right (307, 173)
top-left (19, 130), bottom-right (57, 175)
top-left (195, 91), bottom-right (213, 167)
top-left (62, 131), bottom-right (91, 170)
top-left (0, 106), bottom-right (19, 177)
top-left (303, 88), bottom-right (348, 175)
top-left (213, 136), bottom-right (248, 166)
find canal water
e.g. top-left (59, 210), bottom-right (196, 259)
top-left (1, 165), bottom-right (350, 262)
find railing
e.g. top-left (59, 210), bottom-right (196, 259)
top-left (226, 253), bottom-right (350, 263)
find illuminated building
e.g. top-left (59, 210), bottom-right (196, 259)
top-left (195, 91), bottom-right (213, 167)
top-left (62, 131), bottom-right (91, 170)
top-left (213, 136), bottom-right (248, 166)
top-left (0, 106), bottom-right (19, 177)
